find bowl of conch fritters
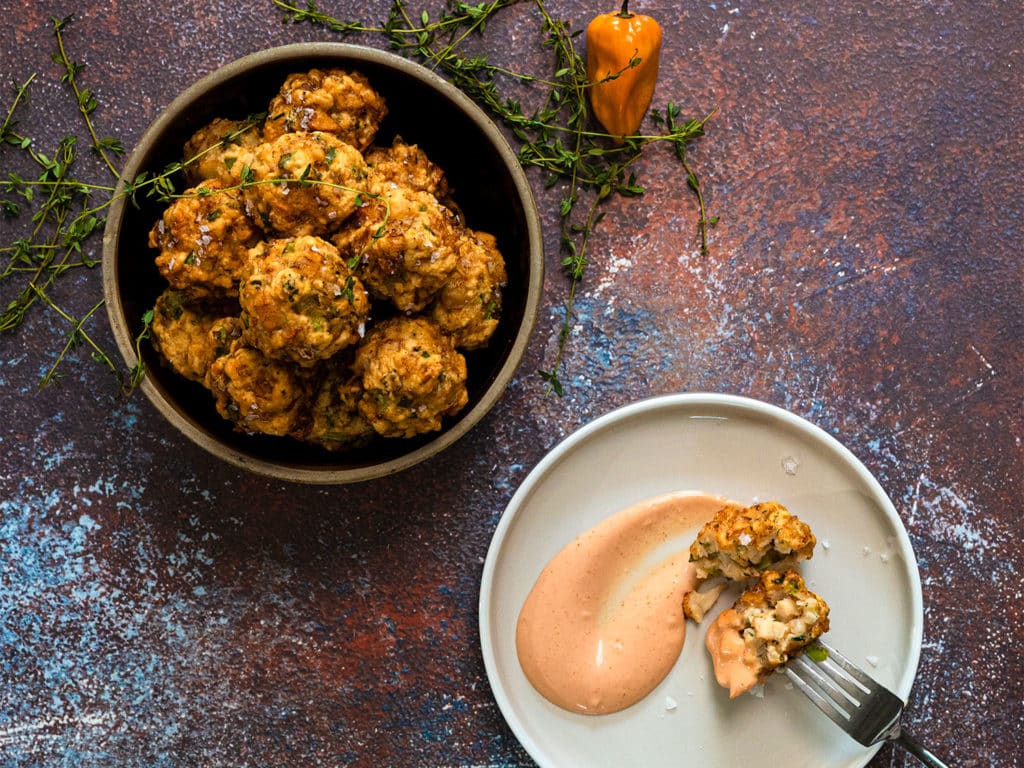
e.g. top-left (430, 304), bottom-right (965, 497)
top-left (103, 44), bottom-right (543, 483)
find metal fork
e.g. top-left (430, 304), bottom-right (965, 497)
top-left (784, 641), bottom-right (950, 767)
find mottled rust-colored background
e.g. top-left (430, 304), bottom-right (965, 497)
top-left (1, 1), bottom-right (1021, 767)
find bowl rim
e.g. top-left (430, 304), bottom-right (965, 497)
top-left (102, 42), bottom-right (544, 484)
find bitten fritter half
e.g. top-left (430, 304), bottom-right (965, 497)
top-left (706, 569), bottom-right (830, 698)
top-left (689, 501), bottom-right (816, 581)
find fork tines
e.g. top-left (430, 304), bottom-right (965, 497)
top-left (784, 641), bottom-right (902, 745)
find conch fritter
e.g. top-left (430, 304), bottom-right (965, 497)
top-left (263, 68), bottom-right (387, 151)
top-left (353, 316), bottom-right (468, 438)
top-left (237, 131), bottom-right (369, 237)
top-left (239, 236), bottom-right (370, 367)
top-left (705, 569), bottom-right (830, 698)
top-left (365, 137), bottom-right (448, 198)
top-left (204, 345), bottom-right (314, 437)
top-left (429, 229), bottom-right (507, 350)
top-left (149, 290), bottom-right (241, 384)
top-left (182, 117), bottom-right (263, 187)
top-left (334, 184), bottom-right (460, 312)
top-left (304, 359), bottom-right (375, 450)
top-left (688, 500), bottom-right (816, 581)
top-left (149, 180), bottom-right (260, 294)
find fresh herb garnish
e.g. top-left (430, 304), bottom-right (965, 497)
top-left (0, 16), bottom-right (142, 391)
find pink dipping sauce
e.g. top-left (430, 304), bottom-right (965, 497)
top-left (515, 490), bottom-right (730, 715)
top-left (704, 608), bottom-right (759, 698)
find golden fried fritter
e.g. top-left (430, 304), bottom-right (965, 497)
top-left (149, 180), bottom-right (260, 294)
top-left (353, 316), bottom-right (468, 438)
top-left (429, 229), bottom-right (506, 350)
top-left (263, 68), bottom-right (387, 151)
top-left (706, 569), bottom-right (830, 698)
top-left (239, 235), bottom-right (371, 367)
top-left (237, 131), bottom-right (370, 237)
top-left (333, 184), bottom-right (460, 312)
top-left (304, 359), bottom-right (375, 450)
top-left (688, 501), bottom-right (816, 581)
top-left (149, 289), bottom-right (241, 383)
top-left (182, 117), bottom-right (263, 187)
top-left (204, 345), bottom-right (314, 437)
top-left (364, 137), bottom-right (448, 198)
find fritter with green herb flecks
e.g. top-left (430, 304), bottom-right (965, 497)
top-left (688, 500), bottom-right (816, 581)
top-left (706, 569), bottom-right (830, 698)
top-left (364, 136), bottom-right (448, 198)
top-left (263, 68), bottom-right (387, 151)
top-left (149, 179), bottom-right (260, 295)
top-left (237, 131), bottom-right (369, 237)
top-left (182, 117), bottom-right (263, 187)
top-left (149, 289), bottom-right (241, 384)
top-left (303, 357), bottom-right (375, 451)
top-left (428, 229), bottom-right (507, 350)
top-left (204, 345), bottom-right (315, 437)
top-left (333, 183), bottom-right (461, 313)
top-left (353, 316), bottom-right (468, 438)
top-left (239, 236), bottom-right (370, 367)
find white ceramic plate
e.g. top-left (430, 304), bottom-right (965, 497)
top-left (480, 393), bottom-right (923, 768)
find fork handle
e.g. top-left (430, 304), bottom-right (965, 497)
top-left (895, 729), bottom-right (950, 768)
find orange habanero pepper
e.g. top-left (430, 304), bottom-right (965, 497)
top-left (586, 0), bottom-right (663, 144)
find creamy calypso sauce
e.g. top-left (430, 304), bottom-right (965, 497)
top-left (704, 608), bottom-right (759, 698)
top-left (515, 490), bottom-right (730, 715)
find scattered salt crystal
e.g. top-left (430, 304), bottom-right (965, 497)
top-left (879, 553), bottom-right (890, 564)
top-left (866, 655), bottom-right (879, 667)
top-left (664, 696), bottom-right (678, 711)
top-left (738, 533), bottom-right (752, 546)
top-left (781, 455), bottom-right (801, 475)
top-left (822, 539), bottom-right (831, 551)
top-left (749, 685), bottom-right (765, 699)
top-left (862, 546), bottom-right (872, 557)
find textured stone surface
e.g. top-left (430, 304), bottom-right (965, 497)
top-left (1, 1), bottom-right (1021, 766)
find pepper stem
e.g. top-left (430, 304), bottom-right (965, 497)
top-left (618, 1), bottom-right (634, 18)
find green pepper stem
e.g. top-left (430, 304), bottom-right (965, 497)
top-left (618, 1), bottom-right (634, 18)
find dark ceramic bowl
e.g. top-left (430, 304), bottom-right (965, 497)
top-left (103, 43), bottom-right (543, 484)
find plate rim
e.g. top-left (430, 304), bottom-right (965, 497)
top-left (479, 391), bottom-right (924, 767)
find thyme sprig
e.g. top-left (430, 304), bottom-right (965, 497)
top-left (275, 0), bottom-right (715, 395)
top-left (1, 16), bottom-right (144, 391)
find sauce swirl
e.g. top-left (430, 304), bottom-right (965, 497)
top-left (515, 490), bottom-right (729, 715)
